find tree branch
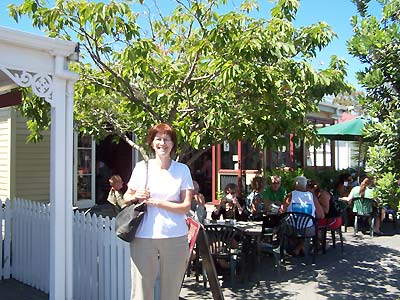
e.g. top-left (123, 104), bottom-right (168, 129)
top-left (78, 26), bottom-right (162, 121)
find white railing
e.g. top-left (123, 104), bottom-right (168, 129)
top-left (1, 198), bottom-right (12, 281)
top-left (0, 200), bottom-right (4, 280)
top-left (11, 199), bottom-right (50, 291)
top-left (0, 198), bottom-right (131, 300)
top-left (73, 211), bottom-right (131, 300)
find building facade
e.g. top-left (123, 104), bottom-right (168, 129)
top-left (0, 100), bottom-right (352, 208)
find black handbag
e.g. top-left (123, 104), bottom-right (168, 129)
top-left (115, 161), bottom-right (148, 242)
top-left (115, 202), bottom-right (147, 242)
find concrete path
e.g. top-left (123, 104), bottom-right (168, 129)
top-left (180, 221), bottom-right (400, 300)
top-left (1, 221), bottom-right (399, 300)
top-left (0, 279), bottom-right (48, 300)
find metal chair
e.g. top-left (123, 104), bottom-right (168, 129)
top-left (203, 224), bottom-right (244, 287)
top-left (352, 197), bottom-right (375, 237)
top-left (383, 206), bottom-right (397, 230)
top-left (336, 199), bottom-right (350, 232)
top-left (319, 217), bottom-right (344, 255)
top-left (320, 196), bottom-right (346, 254)
top-left (258, 215), bottom-right (281, 277)
top-left (279, 212), bottom-right (318, 264)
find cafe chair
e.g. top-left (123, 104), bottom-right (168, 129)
top-left (279, 212), bottom-right (318, 264)
top-left (203, 224), bottom-right (244, 287)
top-left (258, 216), bottom-right (281, 277)
top-left (319, 217), bottom-right (344, 255)
top-left (383, 206), bottom-right (397, 230)
top-left (335, 198), bottom-right (350, 232)
top-left (184, 218), bottom-right (203, 284)
top-left (352, 197), bottom-right (375, 237)
top-left (329, 217), bottom-right (344, 253)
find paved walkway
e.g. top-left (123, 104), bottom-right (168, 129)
top-left (0, 279), bottom-right (48, 300)
top-left (1, 221), bottom-right (399, 300)
top-left (181, 221), bottom-right (400, 300)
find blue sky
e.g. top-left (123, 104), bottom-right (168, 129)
top-left (0, 0), bottom-right (382, 90)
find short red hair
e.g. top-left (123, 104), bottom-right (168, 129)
top-left (147, 123), bottom-right (177, 154)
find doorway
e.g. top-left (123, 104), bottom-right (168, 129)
top-left (95, 135), bottom-right (132, 204)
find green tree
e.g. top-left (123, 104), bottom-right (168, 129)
top-left (331, 90), bottom-right (365, 115)
top-left (10, 0), bottom-right (352, 165)
top-left (348, 0), bottom-right (400, 174)
top-left (348, 0), bottom-right (400, 209)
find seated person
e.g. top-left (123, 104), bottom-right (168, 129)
top-left (308, 179), bottom-right (343, 229)
top-left (246, 176), bottom-right (267, 220)
top-left (307, 179), bottom-right (335, 249)
top-left (280, 176), bottom-right (325, 256)
top-left (107, 175), bottom-right (128, 214)
top-left (260, 175), bottom-right (287, 227)
top-left (262, 175), bottom-right (287, 213)
top-left (341, 174), bottom-right (383, 235)
top-left (188, 180), bottom-right (207, 224)
top-left (307, 179), bottom-right (330, 220)
top-left (211, 183), bottom-right (248, 221)
top-left (332, 173), bottom-right (353, 198)
top-left (211, 183), bottom-right (247, 269)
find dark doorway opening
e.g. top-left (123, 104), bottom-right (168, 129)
top-left (192, 150), bottom-right (213, 201)
top-left (95, 135), bottom-right (132, 204)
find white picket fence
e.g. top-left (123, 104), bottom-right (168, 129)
top-left (0, 198), bottom-right (131, 300)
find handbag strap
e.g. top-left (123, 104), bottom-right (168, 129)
top-left (144, 160), bottom-right (149, 189)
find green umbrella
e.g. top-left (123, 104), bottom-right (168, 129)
top-left (317, 117), bottom-right (370, 176)
top-left (317, 117), bottom-right (368, 141)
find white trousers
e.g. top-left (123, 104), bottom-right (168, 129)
top-left (130, 236), bottom-right (188, 300)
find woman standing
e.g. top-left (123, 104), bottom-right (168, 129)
top-left (124, 123), bottom-right (194, 300)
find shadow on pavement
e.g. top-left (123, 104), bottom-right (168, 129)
top-left (181, 222), bottom-right (400, 300)
top-left (1, 222), bottom-right (398, 300)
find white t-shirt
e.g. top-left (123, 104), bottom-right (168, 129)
top-left (287, 190), bottom-right (316, 228)
top-left (288, 190), bottom-right (316, 217)
top-left (127, 159), bottom-right (193, 239)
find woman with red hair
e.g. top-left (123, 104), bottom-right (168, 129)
top-left (124, 123), bottom-right (194, 300)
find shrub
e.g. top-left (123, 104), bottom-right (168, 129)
top-left (264, 168), bottom-right (304, 191)
top-left (373, 172), bottom-right (400, 209)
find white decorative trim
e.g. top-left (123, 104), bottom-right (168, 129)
top-left (0, 67), bottom-right (53, 103)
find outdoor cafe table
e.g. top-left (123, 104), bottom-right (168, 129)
top-left (235, 218), bottom-right (281, 281)
top-left (204, 219), bottom-right (279, 275)
top-left (234, 220), bottom-right (263, 235)
top-left (203, 219), bottom-right (263, 237)
top-left (203, 220), bottom-right (263, 281)
top-left (204, 218), bottom-right (277, 239)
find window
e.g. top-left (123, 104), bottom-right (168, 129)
top-left (221, 141), bottom-right (238, 170)
top-left (270, 143), bottom-right (290, 169)
top-left (74, 133), bottom-right (96, 208)
top-left (306, 121), bottom-right (333, 168)
top-left (220, 141), bottom-right (262, 170)
top-left (307, 142), bottom-right (332, 167)
top-left (241, 143), bottom-right (262, 170)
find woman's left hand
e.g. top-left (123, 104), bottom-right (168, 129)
top-left (145, 198), bottom-right (160, 207)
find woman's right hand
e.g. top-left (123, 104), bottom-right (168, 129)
top-left (135, 189), bottom-right (150, 202)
